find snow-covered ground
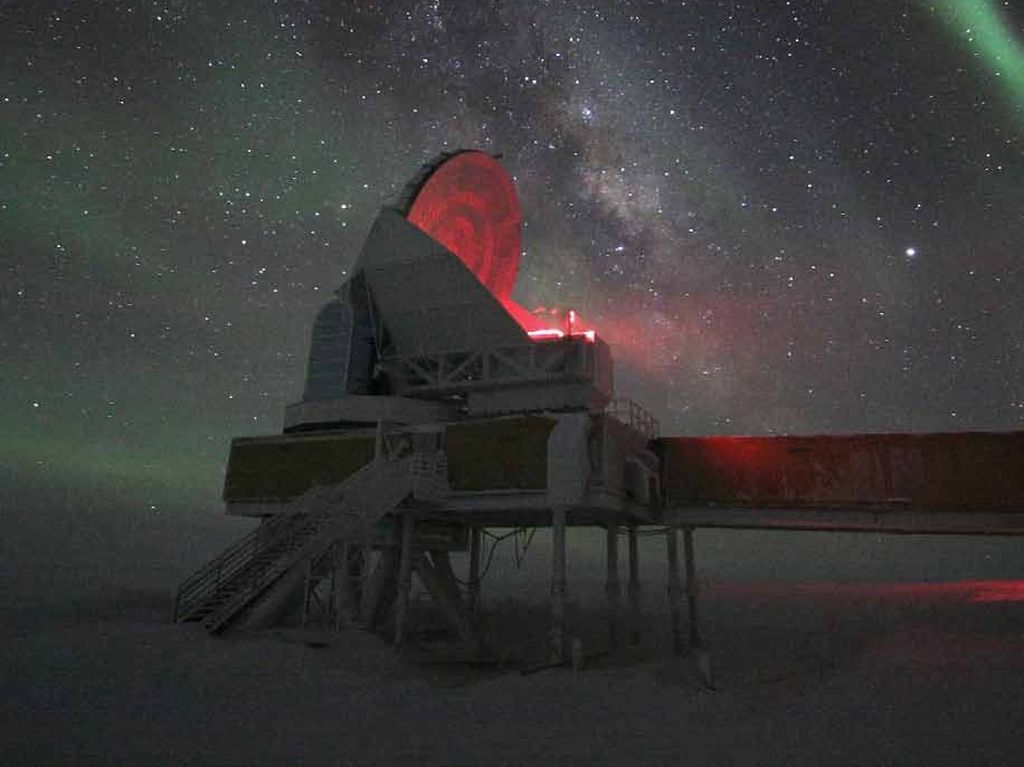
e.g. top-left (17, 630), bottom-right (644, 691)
top-left (4, 553), bottom-right (1024, 766)
top-left (3, 482), bottom-right (1024, 765)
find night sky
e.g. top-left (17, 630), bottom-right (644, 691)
top-left (4, 0), bottom-right (1024, 518)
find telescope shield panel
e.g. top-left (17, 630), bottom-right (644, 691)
top-left (356, 208), bottom-right (528, 356)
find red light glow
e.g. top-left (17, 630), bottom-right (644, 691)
top-left (968, 580), bottom-right (1024, 603)
top-left (406, 151), bottom-right (521, 301)
top-left (526, 327), bottom-right (597, 343)
top-left (527, 328), bottom-right (565, 341)
top-left (526, 306), bottom-right (597, 342)
top-left (403, 151), bottom-right (600, 343)
top-left (714, 580), bottom-right (1024, 603)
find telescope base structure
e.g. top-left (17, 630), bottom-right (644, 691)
top-left (179, 150), bottom-right (1024, 668)
top-left (179, 409), bottom-right (661, 664)
top-left (177, 415), bottom-right (1024, 668)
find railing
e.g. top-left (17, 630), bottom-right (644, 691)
top-left (174, 453), bottom-right (422, 630)
top-left (382, 336), bottom-right (602, 396)
top-left (410, 450), bottom-right (449, 501)
top-left (606, 398), bottom-right (660, 440)
top-left (202, 516), bottom-right (325, 633)
top-left (173, 512), bottom-right (308, 621)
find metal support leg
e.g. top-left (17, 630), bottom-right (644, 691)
top-left (683, 526), bottom-right (701, 649)
top-left (627, 524), bottom-right (640, 646)
top-left (334, 543), bottom-right (352, 630)
top-left (468, 525), bottom-right (481, 620)
top-left (606, 521), bottom-right (620, 650)
top-left (360, 539), bottom-right (374, 622)
top-left (414, 552), bottom-right (479, 652)
top-left (361, 548), bottom-right (399, 630)
top-left (550, 506), bottom-right (568, 663)
top-left (300, 557), bottom-right (314, 627)
top-left (394, 512), bottom-right (416, 646)
top-left (667, 527), bottom-right (683, 655)
top-left (347, 544), bottom-right (365, 623)
top-left (327, 544), bottom-right (340, 629)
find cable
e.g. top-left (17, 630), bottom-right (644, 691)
top-left (513, 527), bottom-right (537, 568)
top-left (452, 526), bottom-right (531, 587)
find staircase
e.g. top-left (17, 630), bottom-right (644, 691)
top-left (174, 455), bottom-right (425, 634)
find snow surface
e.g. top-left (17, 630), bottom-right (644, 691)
top-left (4, 556), bottom-right (1024, 766)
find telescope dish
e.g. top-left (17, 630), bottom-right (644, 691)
top-left (404, 151), bottom-right (521, 300)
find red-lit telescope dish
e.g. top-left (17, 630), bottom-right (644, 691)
top-left (404, 151), bottom-right (521, 301)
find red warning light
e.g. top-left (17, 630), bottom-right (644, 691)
top-left (526, 307), bottom-right (596, 342)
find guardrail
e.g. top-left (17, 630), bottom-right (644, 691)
top-left (606, 398), bottom-right (659, 440)
top-left (174, 455), bottom-right (424, 627)
top-left (382, 336), bottom-right (604, 395)
top-left (172, 512), bottom-right (303, 621)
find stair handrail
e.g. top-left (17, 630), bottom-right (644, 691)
top-left (204, 457), bottom-right (416, 632)
top-left (173, 512), bottom-right (308, 620)
top-left (203, 518), bottom-right (330, 633)
top-left (175, 454), bottom-right (418, 629)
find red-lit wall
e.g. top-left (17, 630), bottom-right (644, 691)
top-left (656, 431), bottom-right (1024, 511)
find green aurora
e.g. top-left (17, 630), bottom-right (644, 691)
top-left (927, 0), bottom-right (1024, 123)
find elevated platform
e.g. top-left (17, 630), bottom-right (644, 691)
top-left (224, 410), bottom-right (657, 524)
top-left (657, 431), bottom-right (1024, 535)
top-left (227, 420), bottom-right (1024, 535)
top-left (184, 150), bottom-right (1024, 659)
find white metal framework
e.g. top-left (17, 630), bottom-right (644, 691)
top-left (381, 335), bottom-right (614, 415)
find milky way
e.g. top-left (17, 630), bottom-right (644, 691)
top-left (3, 1), bottom-right (1023, 512)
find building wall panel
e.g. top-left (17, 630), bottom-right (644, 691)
top-left (657, 432), bottom-right (1024, 512)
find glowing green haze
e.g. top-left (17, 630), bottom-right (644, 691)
top-left (928, 0), bottom-right (1024, 119)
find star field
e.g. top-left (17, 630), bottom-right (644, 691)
top-left (3, 0), bottom-right (1023, 512)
